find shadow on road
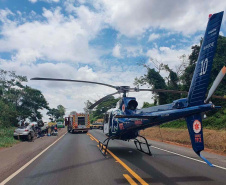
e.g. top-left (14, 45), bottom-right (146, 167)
top-left (28, 158), bottom-right (109, 179)
top-left (109, 144), bottom-right (213, 185)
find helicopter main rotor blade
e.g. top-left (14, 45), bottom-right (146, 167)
top-left (140, 88), bottom-right (226, 99)
top-left (205, 66), bottom-right (226, 103)
top-left (139, 88), bottom-right (188, 94)
top-left (88, 92), bottom-right (119, 109)
top-left (31, 77), bottom-right (116, 89)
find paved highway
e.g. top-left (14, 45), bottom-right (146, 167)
top-left (5, 130), bottom-right (226, 185)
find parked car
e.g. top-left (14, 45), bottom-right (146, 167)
top-left (90, 122), bottom-right (103, 130)
top-left (13, 123), bottom-right (36, 141)
top-left (57, 121), bottom-right (65, 128)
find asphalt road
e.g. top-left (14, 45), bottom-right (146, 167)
top-left (4, 130), bottom-right (226, 185)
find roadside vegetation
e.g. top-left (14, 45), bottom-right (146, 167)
top-left (0, 126), bottom-right (19, 148)
top-left (160, 111), bottom-right (226, 130)
top-left (0, 70), bottom-right (66, 148)
top-left (0, 70), bottom-right (49, 128)
top-left (84, 97), bottom-right (120, 123)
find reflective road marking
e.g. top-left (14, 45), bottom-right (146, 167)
top-left (123, 174), bottom-right (138, 185)
top-left (87, 133), bottom-right (149, 185)
top-left (151, 145), bottom-right (226, 170)
top-left (0, 133), bottom-right (67, 185)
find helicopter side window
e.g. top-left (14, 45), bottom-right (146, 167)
top-left (127, 100), bottom-right (138, 110)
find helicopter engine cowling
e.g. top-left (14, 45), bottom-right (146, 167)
top-left (172, 98), bottom-right (188, 109)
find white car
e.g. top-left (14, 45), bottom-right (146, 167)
top-left (13, 123), bottom-right (36, 141)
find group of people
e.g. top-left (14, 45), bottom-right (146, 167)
top-left (36, 124), bottom-right (58, 138)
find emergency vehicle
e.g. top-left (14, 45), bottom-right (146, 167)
top-left (90, 119), bottom-right (104, 130)
top-left (65, 111), bottom-right (90, 133)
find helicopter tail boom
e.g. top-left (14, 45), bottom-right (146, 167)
top-left (187, 11), bottom-right (223, 107)
top-left (185, 11), bottom-right (223, 166)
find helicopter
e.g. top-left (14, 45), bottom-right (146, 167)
top-left (31, 11), bottom-right (225, 166)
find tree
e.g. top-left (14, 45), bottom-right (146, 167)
top-left (0, 69), bottom-right (27, 108)
top-left (180, 44), bottom-right (201, 91)
top-left (83, 100), bottom-right (93, 114)
top-left (0, 69), bottom-right (49, 126)
top-left (87, 96), bottom-right (120, 123)
top-left (134, 66), bottom-right (172, 105)
top-left (47, 105), bottom-right (65, 121)
top-left (0, 100), bottom-right (18, 127)
top-left (47, 108), bottom-right (59, 121)
top-left (142, 102), bottom-right (154, 108)
top-left (57, 105), bottom-right (66, 118)
top-left (19, 86), bottom-right (49, 121)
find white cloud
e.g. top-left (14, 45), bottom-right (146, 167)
top-left (1, 0), bottom-right (224, 120)
top-left (125, 46), bottom-right (144, 58)
top-left (96, 0), bottom-right (226, 36)
top-left (0, 8), bottom-right (14, 23)
top-left (112, 44), bottom-right (121, 58)
top-left (148, 33), bottom-right (160, 42)
top-left (0, 60), bottom-right (148, 117)
top-left (146, 46), bottom-right (191, 70)
top-left (0, 7), bottom-right (104, 64)
top-left (29, 0), bottom-right (60, 3)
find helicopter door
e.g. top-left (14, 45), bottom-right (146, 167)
top-left (103, 113), bottom-right (109, 134)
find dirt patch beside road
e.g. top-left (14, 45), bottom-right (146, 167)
top-left (0, 128), bottom-right (67, 183)
top-left (140, 127), bottom-right (226, 155)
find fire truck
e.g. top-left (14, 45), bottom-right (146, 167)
top-left (65, 111), bottom-right (90, 133)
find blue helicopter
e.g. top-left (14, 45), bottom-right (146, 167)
top-left (31, 11), bottom-right (225, 166)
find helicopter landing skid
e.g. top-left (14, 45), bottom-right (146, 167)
top-left (98, 137), bottom-right (111, 156)
top-left (134, 135), bottom-right (152, 156)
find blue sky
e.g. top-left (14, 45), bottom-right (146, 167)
top-left (0, 0), bottom-right (226, 119)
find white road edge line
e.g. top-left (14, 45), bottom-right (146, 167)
top-left (0, 132), bottom-right (67, 185)
top-left (151, 145), bottom-right (226, 170)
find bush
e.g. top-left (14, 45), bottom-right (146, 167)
top-left (0, 126), bottom-right (19, 147)
top-left (161, 110), bottom-right (226, 130)
top-left (161, 119), bottom-right (187, 129)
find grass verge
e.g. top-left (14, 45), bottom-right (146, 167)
top-left (0, 127), bottom-right (20, 148)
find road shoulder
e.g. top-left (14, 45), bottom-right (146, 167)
top-left (0, 128), bottom-right (67, 183)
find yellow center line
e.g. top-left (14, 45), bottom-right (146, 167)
top-left (123, 174), bottom-right (138, 185)
top-left (87, 133), bottom-right (96, 141)
top-left (88, 133), bottom-right (149, 185)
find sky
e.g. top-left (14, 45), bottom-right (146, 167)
top-left (0, 0), bottom-right (226, 121)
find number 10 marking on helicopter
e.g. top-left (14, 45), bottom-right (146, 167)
top-left (200, 58), bottom-right (208, 76)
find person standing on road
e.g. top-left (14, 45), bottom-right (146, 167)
top-left (51, 125), bottom-right (54, 135)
